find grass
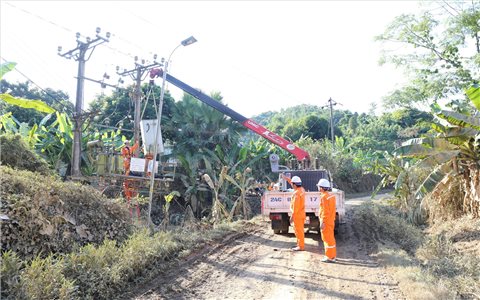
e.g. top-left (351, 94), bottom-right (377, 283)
top-left (354, 200), bottom-right (480, 299)
top-left (1, 218), bottom-right (251, 299)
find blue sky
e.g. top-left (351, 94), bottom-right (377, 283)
top-left (1, 1), bottom-right (422, 117)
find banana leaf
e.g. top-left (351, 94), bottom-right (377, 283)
top-left (0, 62), bottom-right (16, 80)
top-left (415, 163), bottom-right (452, 200)
top-left (443, 126), bottom-right (479, 138)
top-left (466, 85), bottom-right (480, 110)
top-left (223, 173), bottom-right (240, 189)
top-left (0, 94), bottom-right (55, 114)
top-left (435, 110), bottom-right (480, 130)
top-left (394, 170), bottom-right (408, 190)
top-left (396, 137), bottom-right (454, 156)
top-left (415, 150), bottom-right (460, 169)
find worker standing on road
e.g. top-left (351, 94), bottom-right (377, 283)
top-left (282, 174), bottom-right (306, 251)
top-left (121, 140), bottom-right (139, 176)
top-left (317, 178), bottom-right (336, 263)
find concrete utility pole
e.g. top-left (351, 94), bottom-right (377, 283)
top-left (320, 98), bottom-right (340, 147)
top-left (58, 27), bottom-right (110, 177)
top-left (116, 55), bottom-right (161, 156)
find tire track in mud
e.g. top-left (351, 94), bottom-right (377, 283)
top-left (128, 200), bottom-right (405, 300)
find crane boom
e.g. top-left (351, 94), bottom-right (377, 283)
top-left (150, 68), bottom-right (310, 161)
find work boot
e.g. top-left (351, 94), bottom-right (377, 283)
top-left (321, 256), bottom-right (336, 263)
top-left (291, 246), bottom-right (304, 251)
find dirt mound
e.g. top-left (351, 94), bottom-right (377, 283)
top-left (0, 166), bottom-right (133, 259)
top-left (0, 134), bottom-right (51, 175)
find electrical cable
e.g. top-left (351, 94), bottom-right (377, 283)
top-left (1, 57), bottom-right (75, 114)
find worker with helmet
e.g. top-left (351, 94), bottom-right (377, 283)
top-left (317, 178), bottom-right (337, 263)
top-left (121, 139), bottom-right (139, 176)
top-left (282, 174), bottom-right (306, 251)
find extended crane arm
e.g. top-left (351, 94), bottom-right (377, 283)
top-left (149, 68), bottom-right (310, 161)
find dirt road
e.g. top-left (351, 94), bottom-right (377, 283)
top-left (129, 197), bottom-right (404, 300)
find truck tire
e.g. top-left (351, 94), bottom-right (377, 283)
top-left (273, 228), bottom-right (281, 234)
top-left (281, 227), bottom-right (289, 234)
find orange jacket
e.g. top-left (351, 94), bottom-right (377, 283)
top-left (121, 142), bottom-right (139, 160)
top-left (286, 177), bottom-right (305, 220)
top-left (319, 191), bottom-right (336, 225)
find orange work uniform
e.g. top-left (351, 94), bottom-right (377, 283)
top-left (121, 142), bottom-right (139, 175)
top-left (286, 177), bottom-right (306, 250)
top-left (319, 191), bottom-right (336, 259)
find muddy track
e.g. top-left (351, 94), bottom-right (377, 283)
top-left (127, 200), bottom-right (404, 300)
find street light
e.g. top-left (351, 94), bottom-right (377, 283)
top-left (147, 36), bottom-right (198, 228)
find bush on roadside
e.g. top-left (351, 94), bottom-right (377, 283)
top-left (351, 201), bottom-right (424, 254)
top-left (0, 134), bottom-right (51, 175)
top-left (1, 220), bottom-right (245, 299)
top-left (1, 166), bottom-right (133, 260)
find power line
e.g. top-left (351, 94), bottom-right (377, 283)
top-left (1, 57), bottom-right (75, 114)
top-left (5, 2), bottom-right (154, 61)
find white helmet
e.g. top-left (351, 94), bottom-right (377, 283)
top-left (317, 178), bottom-right (330, 188)
top-left (291, 176), bottom-right (302, 185)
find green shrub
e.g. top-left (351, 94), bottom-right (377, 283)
top-left (62, 240), bottom-right (120, 299)
top-left (1, 251), bottom-right (23, 299)
top-left (1, 166), bottom-right (132, 260)
top-left (20, 255), bottom-right (76, 300)
top-left (0, 134), bottom-right (51, 175)
top-left (1, 217), bottom-right (244, 299)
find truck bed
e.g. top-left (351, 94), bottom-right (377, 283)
top-left (261, 189), bottom-right (346, 224)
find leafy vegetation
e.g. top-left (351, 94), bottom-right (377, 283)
top-left (0, 134), bottom-right (51, 175)
top-left (1, 2), bottom-right (479, 298)
top-left (373, 2), bottom-right (479, 222)
top-left (1, 218), bottom-right (249, 299)
top-left (0, 166), bottom-right (133, 259)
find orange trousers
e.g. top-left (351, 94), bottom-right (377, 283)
top-left (321, 223), bottom-right (336, 259)
top-left (123, 161), bottom-right (131, 176)
top-left (293, 217), bottom-right (305, 250)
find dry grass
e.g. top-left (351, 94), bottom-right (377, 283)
top-left (358, 201), bottom-right (480, 299)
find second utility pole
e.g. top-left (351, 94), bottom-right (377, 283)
top-left (117, 56), bottom-right (161, 156)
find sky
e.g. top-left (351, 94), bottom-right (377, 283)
top-left (1, 1), bottom-right (422, 118)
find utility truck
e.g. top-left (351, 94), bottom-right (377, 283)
top-left (149, 68), bottom-right (345, 233)
top-left (261, 165), bottom-right (345, 234)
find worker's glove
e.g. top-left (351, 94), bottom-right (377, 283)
top-left (320, 222), bottom-right (326, 230)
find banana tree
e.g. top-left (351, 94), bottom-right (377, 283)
top-left (202, 166), bottom-right (230, 224)
top-left (393, 86), bottom-right (480, 217)
top-left (176, 152), bottom-right (211, 218)
top-left (223, 167), bottom-right (256, 220)
top-left (203, 142), bottom-right (268, 209)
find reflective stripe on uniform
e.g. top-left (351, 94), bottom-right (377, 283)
top-left (325, 245), bottom-right (336, 248)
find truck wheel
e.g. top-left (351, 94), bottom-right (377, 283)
top-left (273, 229), bottom-right (281, 234)
top-left (281, 227), bottom-right (289, 234)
